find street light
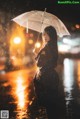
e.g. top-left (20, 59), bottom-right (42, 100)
top-left (35, 42), bottom-right (41, 48)
top-left (13, 37), bottom-right (21, 44)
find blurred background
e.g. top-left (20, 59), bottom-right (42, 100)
top-left (0, 0), bottom-right (80, 70)
top-left (0, 0), bottom-right (80, 119)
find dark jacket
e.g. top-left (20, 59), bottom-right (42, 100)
top-left (34, 40), bottom-right (59, 105)
top-left (36, 40), bottom-right (58, 74)
top-left (34, 41), bottom-right (66, 118)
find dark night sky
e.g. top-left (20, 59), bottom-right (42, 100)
top-left (0, 0), bottom-right (80, 24)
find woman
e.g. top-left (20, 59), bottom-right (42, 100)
top-left (34, 26), bottom-right (66, 119)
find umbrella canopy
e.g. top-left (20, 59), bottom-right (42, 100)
top-left (12, 10), bottom-right (70, 37)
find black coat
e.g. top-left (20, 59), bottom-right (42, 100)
top-left (34, 40), bottom-right (59, 105)
top-left (33, 41), bottom-right (66, 119)
top-left (36, 40), bottom-right (58, 73)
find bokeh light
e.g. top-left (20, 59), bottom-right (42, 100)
top-left (13, 37), bottom-right (21, 44)
top-left (75, 24), bottom-right (80, 29)
top-left (35, 42), bottom-right (41, 48)
top-left (28, 39), bottom-right (33, 45)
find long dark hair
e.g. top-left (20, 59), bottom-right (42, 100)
top-left (44, 26), bottom-right (58, 63)
top-left (44, 26), bottom-right (57, 42)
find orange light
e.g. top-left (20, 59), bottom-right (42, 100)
top-left (35, 42), bottom-right (41, 48)
top-left (28, 39), bottom-right (33, 44)
top-left (16, 77), bottom-right (25, 108)
top-left (75, 24), bottom-right (80, 29)
top-left (13, 37), bottom-right (21, 44)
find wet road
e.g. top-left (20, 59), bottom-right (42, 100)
top-left (63, 58), bottom-right (80, 119)
top-left (0, 67), bottom-right (37, 119)
top-left (0, 58), bottom-right (80, 119)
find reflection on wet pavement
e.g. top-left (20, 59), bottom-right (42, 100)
top-left (77, 60), bottom-right (80, 89)
top-left (0, 68), bottom-right (35, 118)
top-left (0, 59), bottom-right (80, 119)
top-left (63, 58), bottom-right (74, 119)
top-left (63, 58), bottom-right (80, 119)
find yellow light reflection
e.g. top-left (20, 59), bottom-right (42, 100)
top-left (7, 70), bottom-right (30, 110)
top-left (16, 77), bottom-right (25, 109)
top-left (4, 68), bottom-right (37, 118)
top-left (77, 60), bottom-right (80, 88)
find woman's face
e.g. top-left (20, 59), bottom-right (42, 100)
top-left (42, 31), bottom-right (50, 42)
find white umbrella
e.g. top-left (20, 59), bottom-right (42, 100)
top-left (12, 10), bottom-right (70, 37)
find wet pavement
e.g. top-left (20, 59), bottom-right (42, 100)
top-left (63, 58), bottom-right (80, 119)
top-left (0, 58), bottom-right (80, 119)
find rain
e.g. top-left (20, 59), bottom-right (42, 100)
top-left (0, 0), bottom-right (80, 119)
